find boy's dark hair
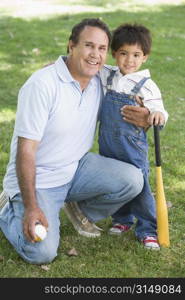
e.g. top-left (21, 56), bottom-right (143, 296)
top-left (67, 18), bottom-right (111, 53)
top-left (111, 23), bottom-right (152, 55)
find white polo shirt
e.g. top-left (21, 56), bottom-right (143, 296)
top-left (3, 56), bottom-right (102, 198)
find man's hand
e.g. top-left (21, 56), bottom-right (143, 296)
top-left (23, 206), bottom-right (48, 243)
top-left (121, 105), bottom-right (150, 129)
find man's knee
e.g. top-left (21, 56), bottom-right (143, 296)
top-left (100, 156), bottom-right (144, 197)
top-left (116, 163), bottom-right (144, 199)
top-left (128, 167), bottom-right (144, 198)
top-left (21, 240), bottom-right (58, 265)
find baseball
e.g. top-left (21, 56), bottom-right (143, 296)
top-left (34, 223), bottom-right (47, 242)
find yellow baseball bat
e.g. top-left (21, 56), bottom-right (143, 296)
top-left (154, 125), bottom-right (170, 247)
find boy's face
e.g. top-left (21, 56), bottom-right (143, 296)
top-left (112, 43), bottom-right (148, 75)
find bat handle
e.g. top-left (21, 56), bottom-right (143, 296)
top-left (154, 125), bottom-right (161, 167)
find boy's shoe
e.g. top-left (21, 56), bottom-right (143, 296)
top-left (0, 191), bottom-right (9, 211)
top-left (109, 223), bottom-right (131, 235)
top-left (141, 236), bottom-right (160, 250)
top-left (63, 202), bottom-right (101, 238)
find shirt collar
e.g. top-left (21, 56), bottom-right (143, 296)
top-left (116, 68), bottom-right (151, 79)
top-left (131, 69), bottom-right (151, 77)
top-left (55, 55), bottom-right (99, 88)
top-left (55, 55), bottom-right (75, 83)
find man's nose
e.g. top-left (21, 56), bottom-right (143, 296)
top-left (90, 47), bottom-right (99, 57)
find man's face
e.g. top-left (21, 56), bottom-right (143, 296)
top-left (112, 43), bottom-right (148, 75)
top-left (68, 26), bottom-right (109, 84)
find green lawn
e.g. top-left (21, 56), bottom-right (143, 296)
top-left (0, 0), bottom-right (185, 278)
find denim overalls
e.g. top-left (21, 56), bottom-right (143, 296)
top-left (99, 70), bottom-right (157, 239)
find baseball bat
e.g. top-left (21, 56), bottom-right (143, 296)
top-left (154, 125), bottom-right (170, 247)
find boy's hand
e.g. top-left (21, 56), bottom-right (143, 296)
top-left (148, 111), bottom-right (165, 126)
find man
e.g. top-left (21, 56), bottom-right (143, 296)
top-left (0, 18), bottom-right (147, 264)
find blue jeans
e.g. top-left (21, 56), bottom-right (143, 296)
top-left (0, 152), bottom-right (143, 264)
top-left (99, 81), bottom-right (157, 239)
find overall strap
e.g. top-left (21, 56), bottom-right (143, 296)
top-left (130, 77), bottom-right (150, 95)
top-left (106, 70), bottom-right (117, 89)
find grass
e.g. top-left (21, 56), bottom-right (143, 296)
top-left (0, 0), bottom-right (185, 279)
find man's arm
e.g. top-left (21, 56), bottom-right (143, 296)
top-left (121, 105), bottom-right (150, 130)
top-left (16, 137), bottom-right (48, 242)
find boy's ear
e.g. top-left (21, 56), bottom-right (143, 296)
top-left (112, 50), bottom-right (116, 58)
top-left (143, 54), bottom-right (149, 63)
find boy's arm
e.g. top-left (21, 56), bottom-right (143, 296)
top-left (141, 79), bottom-right (169, 125)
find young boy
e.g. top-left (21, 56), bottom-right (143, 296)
top-left (99, 23), bottom-right (168, 250)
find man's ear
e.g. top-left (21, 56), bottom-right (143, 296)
top-left (68, 40), bottom-right (75, 54)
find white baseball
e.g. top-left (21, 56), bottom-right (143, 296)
top-left (35, 224), bottom-right (47, 241)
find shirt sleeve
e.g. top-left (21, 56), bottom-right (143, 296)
top-left (141, 79), bottom-right (169, 124)
top-left (14, 80), bottom-right (52, 141)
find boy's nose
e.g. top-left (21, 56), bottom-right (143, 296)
top-left (127, 55), bottom-right (133, 62)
